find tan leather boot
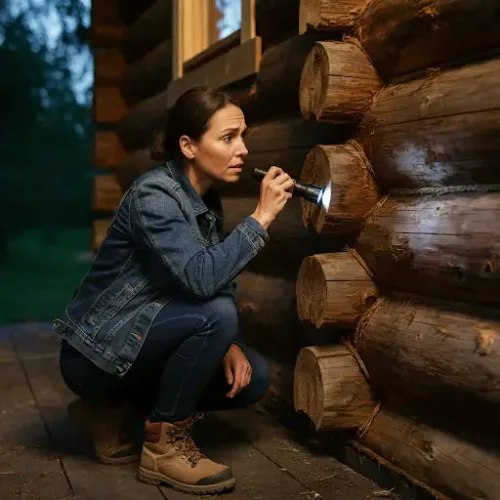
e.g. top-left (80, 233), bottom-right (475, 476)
top-left (137, 414), bottom-right (236, 494)
top-left (67, 398), bottom-right (142, 465)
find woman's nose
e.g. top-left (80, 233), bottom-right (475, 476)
top-left (238, 138), bottom-right (248, 157)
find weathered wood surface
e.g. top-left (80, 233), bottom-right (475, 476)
top-left (94, 86), bottom-right (127, 124)
top-left (254, 34), bottom-right (318, 119)
top-left (235, 271), bottom-right (300, 362)
top-left (358, 56), bottom-right (500, 188)
top-left (117, 90), bottom-right (168, 152)
top-left (294, 345), bottom-right (375, 430)
top-left (356, 294), bottom-right (500, 426)
top-left (300, 141), bottom-right (379, 234)
top-left (255, 0), bottom-right (300, 50)
top-left (116, 149), bottom-right (157, 191)
top-left (357, 0), bottom-right (500, 81)
top-left (299, 0), bottom-right (369, 33)
top-left (300, 41), bottom-right (382, 122)
top-left (0, 330), bottom-right (73, 500)
top-left (121, 0), bottom-right (172, 63)
top-left (92, 174), bottom-right (123, 212)
top-left (358, 408), bottom-right (500, 500)
top-left (121, 39), bottom-right (172, 106)
top-left (94, 130), bottom-right (126, 168)
top-left (296, 252), bottom-right (378, 330)
top-left (355, 191), bottom-right (500, 307)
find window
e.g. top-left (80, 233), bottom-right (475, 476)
top-left (172, 0), bottom-right (257, 81)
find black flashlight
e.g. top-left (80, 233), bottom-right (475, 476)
top-left (252, 167), bottom-right (324, 205)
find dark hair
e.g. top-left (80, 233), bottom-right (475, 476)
top-left (150, 86), bottom-right (237, 162)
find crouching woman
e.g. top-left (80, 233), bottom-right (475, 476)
top-left (52, 86), bottom-right (294, 495)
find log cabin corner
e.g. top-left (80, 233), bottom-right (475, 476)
top-left (90, 1), bottom-right (500, 498)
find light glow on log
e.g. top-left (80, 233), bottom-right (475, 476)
top-left (320, 180), bottom-right (332, 210)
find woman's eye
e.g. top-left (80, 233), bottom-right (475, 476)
top-left (223, 135), bottom-right (231, 143)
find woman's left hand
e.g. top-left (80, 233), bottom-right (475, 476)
top-left (223, 344), bottom-right (252, 399)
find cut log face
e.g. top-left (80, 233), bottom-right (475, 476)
top-left (94, 131), bottom-right (125, 169)
top-left (300, 141), bottom-right (379, 234)
top-left (293, 345), bottom-right (375, 430)
top-left (92, 174), bottom-right (123, 212)
top-left (356, 294), bottom-right (500, 425)
top-left (355, 192), bottom-right (500, 306)
top-left (359, 408), bottom-right (500, 500)
top-left (357, 0), bottom-right (500, 80)
top-left (296, 252), bottom-right (378, 329)
top-left (299, 0), bottom-right (368, 33)
top-left (358, 56), bottom-right (500, 188)
top-left (300, 41), bottom-right (382, 122)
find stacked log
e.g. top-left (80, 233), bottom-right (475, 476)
top-left (294, 345), bottom-right (500, 500)
top-left (291, 1), bottom-right (500, 496)
top-left (298, 0), bottom-right (500, 81)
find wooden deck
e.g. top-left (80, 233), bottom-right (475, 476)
top-left (0, 323), bottom-right (402, 500)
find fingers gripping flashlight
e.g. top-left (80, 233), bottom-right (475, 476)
top-left (252, 168), bottom-right (332, 211)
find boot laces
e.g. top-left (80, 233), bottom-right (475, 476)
top-left (168, 413), bottom-right (206, 467)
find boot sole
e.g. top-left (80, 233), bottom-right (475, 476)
top-left (137, 466), bottom-right (236, 494)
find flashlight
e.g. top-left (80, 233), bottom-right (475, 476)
top-left (252, 167), bottom-right (330, 209)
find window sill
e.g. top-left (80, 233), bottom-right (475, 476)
top-left (166, 36), bottom-right (262, 109)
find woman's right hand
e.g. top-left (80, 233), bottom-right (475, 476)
top-left (250, 166), bottom-right (295, 230)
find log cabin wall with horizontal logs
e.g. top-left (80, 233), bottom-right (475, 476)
top-left (87, 0), bottom-right (500, 496)
top-left (292, 0), bottom-right (500, 497)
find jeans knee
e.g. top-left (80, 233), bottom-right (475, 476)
top-left (247, 351), bottom-right (270, 403)
top-left (204, 296), bottom-right (239, 345)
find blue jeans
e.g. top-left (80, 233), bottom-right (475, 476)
top-left (60, 295), bottom-right (270, 422)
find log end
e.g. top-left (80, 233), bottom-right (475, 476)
top-left (294, 346), bottom-right (325, 429)
top-left (296, 255), bottom-right (327, 328)
top-left (299, 43), bottom-right (329, 121)
top-left (301, 143), bottom-right (379, 235)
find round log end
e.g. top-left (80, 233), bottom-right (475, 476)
top-left (299, 42), bottom-right (329, 121)
top-left (297, 252), bottom-right (379, 330)
top-left (296, 255), bottom-right (327, 328)
top-left (301, 142), bottom-right (379, 235)
top-left (294, 346), bottom-right (325, 428)
top-left (294, 345), bottom-right (375, 430)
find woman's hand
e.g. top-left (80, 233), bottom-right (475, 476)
top-left (251, 166), bottom-right (295, 229)
top-left (223, 344), bottom-right (252, 399)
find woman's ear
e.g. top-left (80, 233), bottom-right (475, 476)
top-left (179, 135), bottom-right (196, 159)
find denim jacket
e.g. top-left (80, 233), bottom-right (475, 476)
top-left (52, 161), bottom-right (269, 376)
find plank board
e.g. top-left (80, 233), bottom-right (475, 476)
top-left (0, 327), bottom-right (73, 500)
top-left (94, 87), bottom-right (127, 124)
top-left (11, 326), bottom-right (166, 500)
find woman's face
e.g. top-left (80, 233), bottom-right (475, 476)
top-left (180, 103), bottom-right (248, 184)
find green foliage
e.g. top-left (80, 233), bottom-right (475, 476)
top-left (0, 0), bottom-right (93, 247)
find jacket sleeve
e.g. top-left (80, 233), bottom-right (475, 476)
top-left (130, 178), bottom-right (269, 299)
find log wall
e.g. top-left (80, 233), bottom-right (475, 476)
top-left (89, 0), bottom-right (500, 496)
top-left (290, 0), bottom-right (500, 497)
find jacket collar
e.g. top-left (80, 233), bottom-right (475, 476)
top-left (164, 160), bottom-right (221, 218)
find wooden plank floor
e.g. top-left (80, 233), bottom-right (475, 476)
top-left (0, 323), bottom-right (398, 500)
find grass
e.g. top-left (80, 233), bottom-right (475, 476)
top-left (0, 227), bottom-right (92, 324)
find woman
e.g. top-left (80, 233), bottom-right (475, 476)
top-left (52, 86), bottom-right (295, 495)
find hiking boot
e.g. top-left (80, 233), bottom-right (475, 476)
top-left (137, 414), bottom-right (236, 494)
top-left (67, 398), bottom-right (142, 465)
